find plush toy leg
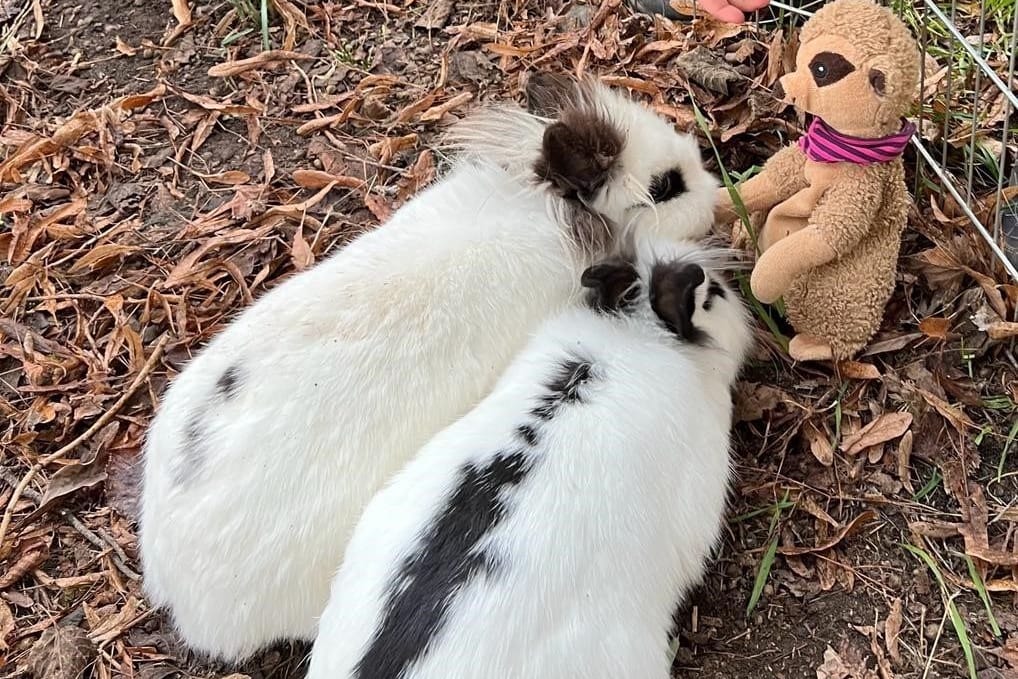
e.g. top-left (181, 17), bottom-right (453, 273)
top-left (788, 333), bottom-right (834, 361)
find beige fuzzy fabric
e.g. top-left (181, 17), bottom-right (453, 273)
top-left (715, 0), bottom-right (920, 360)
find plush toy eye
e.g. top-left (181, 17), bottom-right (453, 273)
top-left (808, 51), bottom-right (856, 87)
top-left (648, 169), bottom-right (686, 204)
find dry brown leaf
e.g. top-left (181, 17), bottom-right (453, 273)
top-left (734, 382), bottom-right (788, 423)
top-left (115, 36), bottom-right (138, 56)
top-left (171, 0), bottom-right (192, 27)
top-left (919, 316), bottom-right (950, 340)
top-left (816, 645), bottom-right (879, 679)
top-left (208, 50), bottom-right (313, 78)
top-left (28, 625), bottom-right (96, 679)
top-left (896, 430), bottom-right (914, 493)
top-left (764, 29), bottom-right (785, 86)
top-left (199, 170), bottom-right (252, 186)
top-left (416, 0), bottom-right (456, 29)
top-left (364, 193), bottom-right (393, 222)
top-left (841, 412), bottom-right (913, 456)
top-left (419, 92), bottom-right (474, 122)
top-left (0, 541), bottom-right (49, 589)
top-left (67, 244), bottom-right (138, 273)
top-left (0, 599), bottom-right (13, 651)
top-left (35, 462), bottom-right (108, 514)
top-left (173, 88), bottom-right (261, 115)
top-left (885, 598), bottom-right (902, 664)
top-left (987, 321), bottom-right (1018, 340)
top-left (676, 46), bottom-right (742, 95)
top-left (838, 360), bottom-right (881, 380)
top-left (778, 510), bottom-right (877, 556)
top-left (292, 170), bottom-right (363, 190)
top-left (291, 225), bottom-right (314, 272)
top-left (916, 388), bottom-right (974, 434)
top-left (803, 421), bottom-right (834, 466)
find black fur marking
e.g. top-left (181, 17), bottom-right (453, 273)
top-left (809, 51), bottom-right (856, 87)
top-left (703, 279), bottom-right (726, 311)
top-left (355, 450), bottom-right (533, 679)
top-left (530, 358), bottom-right (595, 420)
top-left (175, 412), bottom-right (206, 485)
top-left (648, 168), bottom-right (686, 204)
top-left (650, 262), bottom-right (708, 345)
top-left (216, 364), bottom-right (242, 400)
top-left (581, 259), bottom-right (640, 314)
top-left (534, 110), bottom-right (623, 202)
top-left (516, 423), bottom-right (540, 447)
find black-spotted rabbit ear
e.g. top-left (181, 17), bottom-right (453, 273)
top-left (524, 71), bottom-right (577, 117)
top-left (581, 259), bottom-right (640, 313)
top-left (650, 262), bottom-right (706, 344)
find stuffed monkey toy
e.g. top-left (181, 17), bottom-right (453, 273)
top-left (715, 0), bottom-right (920, 361)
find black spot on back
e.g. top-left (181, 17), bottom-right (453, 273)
top-left (216, 364), bottom-right (242, 400)
top-left (648, 168), bottom-right (686, 203)
top-left (530, 358), bottom-right (595, 420)
top-left (516, 424), bottom-right (539, 447)
top-left (355, 450), bottom-right (533, 679)
top-left (175, 412), bottom-right (206, 485)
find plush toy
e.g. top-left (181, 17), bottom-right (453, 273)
top-left (715, 0), bottom-right (920, 361)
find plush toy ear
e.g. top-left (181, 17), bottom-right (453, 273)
top-left (581, 259), bottom-right (640, 312)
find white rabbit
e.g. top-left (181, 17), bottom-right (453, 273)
top-left (306, 236), bottom-right (753, 679)
top-left (139, 72), bottom-right (720, 664)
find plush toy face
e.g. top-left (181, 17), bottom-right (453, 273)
top-left (775, 34), bottom-right (893, 137)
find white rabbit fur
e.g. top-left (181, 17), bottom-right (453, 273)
top-left (139, 73), bottom-right (720, 664)
top-left (307, 237), bottom-right (753, 679)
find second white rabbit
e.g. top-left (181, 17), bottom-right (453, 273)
top-left (307, 236), bottom-right (753, 679)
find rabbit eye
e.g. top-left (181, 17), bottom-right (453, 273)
top-left (648, 169), bottom-right (686, 204)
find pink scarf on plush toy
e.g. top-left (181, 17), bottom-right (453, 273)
top-left (799, 117), bottom-right (917, 165)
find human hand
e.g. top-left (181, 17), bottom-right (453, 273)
top-left (697, 0), bottom-right (771, 23)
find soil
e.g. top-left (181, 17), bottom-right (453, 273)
top-left (1, 0), bottom-right (1016, 677)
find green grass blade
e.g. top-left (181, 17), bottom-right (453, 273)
top-left (747, 534), bottom-right (778, 618)
top-left (995, 417), bottom-right (1018, 482)
top-left (903, 544), bottom-right (977, 679)
top-left (747, 491), bottom-right (789, 617)
top-left (964, 555), bottom-right (1002, 639)
top-left (260, 0), bottom-right (271, 50)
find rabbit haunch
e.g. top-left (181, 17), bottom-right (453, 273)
top-left (138, 73), bottom-right (719, 664)
top-left (307, 238), bottom-right (753, 679)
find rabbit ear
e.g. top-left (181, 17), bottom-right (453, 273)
top-left (581, 259), bottom-right (640, 313)
top-left (650, 262), bottom-right (706, 343)
top-left (524, 71), bottom-right (578, 117)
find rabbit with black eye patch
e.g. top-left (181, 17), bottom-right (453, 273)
top-left (306, 236), bottom-right (753, 679)
top-left (139, 72), bottom-right (721, 664)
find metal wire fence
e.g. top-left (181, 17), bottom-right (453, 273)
top-left (756, 0), bottom-right (1018, 281)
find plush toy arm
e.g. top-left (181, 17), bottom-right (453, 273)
top-left (715, 144), bottom-right (809, 222)
top-left (807, 166), bottom-right (885, 256)
top-left (750, 226), bottom-right (836, 303)
top-left (749, 167), bottom-right (886, 303)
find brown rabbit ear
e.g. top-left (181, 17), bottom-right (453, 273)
top-left (581, 259), bottom-right (640, 312)
top-left (534, 110), bottom-right (623, 202)
top-left (650, 262), bottom-right (706, 344)
top-left (524, 71), bottom-right (577, 117)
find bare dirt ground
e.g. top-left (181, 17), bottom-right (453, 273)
top-left (1, 0), bottom-right (1016, 677)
